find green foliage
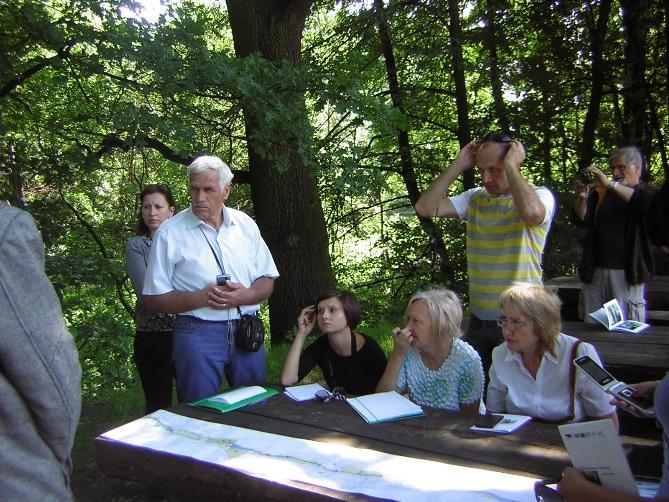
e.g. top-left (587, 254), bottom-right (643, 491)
top-left (1, 0), bottom-right (667, 395)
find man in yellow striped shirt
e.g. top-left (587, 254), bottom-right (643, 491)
top-left (415, 133), bottom-right (555, 387)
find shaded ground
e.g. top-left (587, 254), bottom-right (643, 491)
top-left (71, 399), bottom-right (159, 502)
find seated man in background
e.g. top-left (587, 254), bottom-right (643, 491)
top-left (0, 203), bottom-right (82, 500)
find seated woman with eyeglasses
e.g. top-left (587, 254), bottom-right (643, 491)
top-left (376, 289), bottom-right (483, 413)
top-left (486, 282), bottom-right (618, 425)
top-left (280, 290), bottom-right (387, 396)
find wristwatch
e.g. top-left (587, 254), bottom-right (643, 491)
top-left (611, 181), bottom-right (619, 190)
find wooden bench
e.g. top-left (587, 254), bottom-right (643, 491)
top-left (545, 275), bottom-right (669, 323)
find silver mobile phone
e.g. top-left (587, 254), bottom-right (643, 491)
top-left (573, 355), bottom-right (655, 417)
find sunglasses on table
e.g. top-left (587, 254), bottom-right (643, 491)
top-left (314, 387), bottom-right (347, 403)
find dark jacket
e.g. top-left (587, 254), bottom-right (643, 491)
top-left (577, 184), bottom-right (655, 285)
top-left (648, 178), bottom-right (669, 247)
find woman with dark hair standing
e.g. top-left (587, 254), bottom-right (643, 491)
top-left (280, 290), bottom-right (387, 396)
top-left (125, 184), bottom-right (176, 414)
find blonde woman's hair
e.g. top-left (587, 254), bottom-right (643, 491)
top-left (499, 282), bottom-right (562, 357)
top-left (407, 289), bottom-right (463, 340)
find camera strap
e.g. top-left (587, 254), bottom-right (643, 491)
top-left (199, 226), bottom-right (228, 277)
top-left (199, 227), bottom-right (243, 329)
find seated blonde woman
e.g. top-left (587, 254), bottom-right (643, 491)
top-left (376, 289), bottom-right (483, 413)
top-left (486, 282), bottom-right (618, 425)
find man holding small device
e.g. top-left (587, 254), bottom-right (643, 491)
top-left (574, 146), bottom-right (655, 323)
top-left (144, 156), bottom-right (279, 403)
top-left (573, 355), bottom-right (655, 417)
top-left (558, 375), bottom-right (669, 501)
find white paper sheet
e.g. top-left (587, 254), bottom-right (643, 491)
top-left (284, 383), bottom-right (327, 401)
top-left (208, 385), bottom-right (267, 404)
top-left (100, 410), bottom-right (539, 501)
top-left (559, 419), bottom-right (638, 495)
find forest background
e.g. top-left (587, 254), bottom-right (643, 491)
top-left (2, 0), bottom-right (668, 401)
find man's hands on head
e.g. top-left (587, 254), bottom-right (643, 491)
top-left (452, 140), bottom-right (481, 173)
top-left (503, 140), bottom-right (525, 171)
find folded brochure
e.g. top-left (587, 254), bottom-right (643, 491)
top-left (588, 299), bottom-right (649, 333)
top-left (189, 385), bottom-right (278, 413)
top-left (559, 418), bottom-right (638, 495)
top-left (284, 383), bottom-right (328, 402)
top-left (470, 414), bottom-right (532, 434)
top-left (347, 391), bottom-right (424, 424)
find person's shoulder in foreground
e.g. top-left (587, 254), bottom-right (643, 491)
top-left (0, 203), bottom-right (82, 501)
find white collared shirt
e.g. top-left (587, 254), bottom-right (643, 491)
top-left (143, 205), bottom-right (279, 320)
top-left (486, 333), bottom-right (615, 421)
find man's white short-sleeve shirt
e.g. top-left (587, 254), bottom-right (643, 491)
top-left (143, 206), bottom-right (279, 320)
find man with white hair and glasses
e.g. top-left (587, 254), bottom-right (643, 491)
top-left (144, 155), bottom-right (279, 403)
top-left (574, 146), bottom-right (655, 323)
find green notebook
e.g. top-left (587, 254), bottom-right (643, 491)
top-left (189, 385), bottom-right (278, 413)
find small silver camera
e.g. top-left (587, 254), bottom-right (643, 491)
top-left (216, 274), bottom-right (231, 286)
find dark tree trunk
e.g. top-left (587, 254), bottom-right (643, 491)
top-left (483, 0), bottom-right (509, 132)
top-left (648, 93), bottom-right (669, 179)
top-left (541, 93), bottom-right (553, 187)
top-left (373, 0), bottom-right (454, 283)
top-left (226, 0), bottom-right (335, 343)
top-left (446, 0), bottom-right (474, 189)
top-left (578, 0), bottom-right (612, 169)
top-left (619, 0), bottom-right (650, 152)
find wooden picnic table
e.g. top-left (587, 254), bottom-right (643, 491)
top-left (545, 275), bottom-right (669, 322)
top-left (95, 392), bottom-right (658, 501)
top-left (561, 320), bottom-right (669, 373)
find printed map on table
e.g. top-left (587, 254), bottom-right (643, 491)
top-left (100, 410), bottom-right (538, 501)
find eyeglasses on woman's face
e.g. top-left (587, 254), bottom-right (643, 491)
top-left (496, 316), bottom-right (532, 330)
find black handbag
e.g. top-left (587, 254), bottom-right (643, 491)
top-left (235, 311), bottom-right (265, 352)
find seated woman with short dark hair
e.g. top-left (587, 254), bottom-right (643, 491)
top-left (487, 282), bottom-right (618, 425)
top-left (280, 290), bottom-right (387, 396)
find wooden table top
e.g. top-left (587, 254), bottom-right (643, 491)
top-left (546, 275), bottom-right (669, 294)
top-left (95, 393), bottom-right (657, 500)
top-left (562, 321), bottom-right (669, 371)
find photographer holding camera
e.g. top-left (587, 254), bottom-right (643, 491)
top-left (574, 147), bottom-right (655, 323)
top-left (143, 156), bottom-right (279, 403)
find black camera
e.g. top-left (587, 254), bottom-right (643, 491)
top-left (575, 169), bottom-right (594, 184)
top-left (216, 274), bottom-right (231, 286)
